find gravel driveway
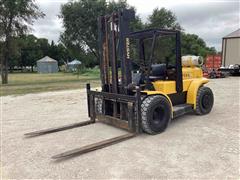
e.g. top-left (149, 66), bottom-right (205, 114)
top-left (1, 77), bottom-right (239, 179)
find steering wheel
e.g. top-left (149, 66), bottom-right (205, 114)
top-left (132, 59), bottom-right (148, 73)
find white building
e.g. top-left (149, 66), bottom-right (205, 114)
top-left (67, 59), bottom-right (82, 71)
top-left (37, 56), bottom-right (58, 73)
top-left (222, 29), bottom-right (240, 66)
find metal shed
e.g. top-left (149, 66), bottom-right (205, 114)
top-left (222, 29), bottom-right (240, 66)
top-left (67, 59), bottom-right (82, 72)
top-left (37, 56), bottom-right (58, 73)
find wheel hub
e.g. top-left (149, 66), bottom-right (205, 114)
top-left (152, 107), bottom-right (165, 127)
top-left (202, 94), bottom-right (211, 108)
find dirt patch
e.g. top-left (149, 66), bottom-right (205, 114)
top-left (1, 77), bottom-right (239, 179)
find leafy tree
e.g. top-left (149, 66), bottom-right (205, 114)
top-left (145, 7), bottom-right (215, 63)
top-left (1, 33), bottom-right (70, 72)
top-left (146, 8), bottom-right (182, 30)
top-left (38, 38), bottom-right (50, 56)
top-left (142, 8), bottom-right (182, 64)
top-left (8, 37), bottom-right (21, 71)
top-left (1, 35), bottom-right (43, 72)
top-left (20, 35), bottom-right (43, 71)
top-left (60, 0), bottom-right (106, 60)
top-left (48, 41), bottom-right (70, 66)
top-left (48, 41), bottom-right (58, 60)
top-left (20, 36), bottom-right (69, 69)
top-left (63, 42), bottom-right (96, 67)
top-left (0, 0), bottom-right (44, 84)
top-left (59, 0), bottom-right (141, 67)
top-left (181, 33), bottom-right (216, 57)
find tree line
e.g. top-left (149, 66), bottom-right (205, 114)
top-left (1, 35), bottom-right (67, 72)
top-left (0, 0), bottom-right (216, 84)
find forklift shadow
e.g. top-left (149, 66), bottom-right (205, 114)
top-left (168, 112), bottom-right (195, 129)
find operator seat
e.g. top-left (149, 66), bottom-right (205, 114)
top-left (132, 63), bottom-right (167, 85)
top-left (149, 64), bottom-right (167, 80)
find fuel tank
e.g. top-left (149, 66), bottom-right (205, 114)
top-left (181, 55), bottom-right (203, 67)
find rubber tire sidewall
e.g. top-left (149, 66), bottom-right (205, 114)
top-left (141, 95), bottom-right (171, 135)
top-left (195, 86), bottom-right (214, 115)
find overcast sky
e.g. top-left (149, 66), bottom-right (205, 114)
top-left (34, 0), bottom-right (240, 51)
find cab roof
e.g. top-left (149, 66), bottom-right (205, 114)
top-left (127, 28), bottom-right (180, 39)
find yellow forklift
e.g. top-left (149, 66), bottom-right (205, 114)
top-left (25, 9), bottom-right (214, 159)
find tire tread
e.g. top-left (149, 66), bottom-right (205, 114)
top-left (195, 86), bottom-right (214, 115)
top-left (141, 95), bottom-right (171, 134)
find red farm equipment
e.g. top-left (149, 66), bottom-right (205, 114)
top-left (203, 55), bottom-right (226, 78)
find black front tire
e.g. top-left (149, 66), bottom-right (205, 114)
top-left (141, 95), bottom-right (171, 135)
top-left (195, 86), bottom-right (214, 115)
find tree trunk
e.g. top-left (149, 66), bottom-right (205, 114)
top-left (1, 43), bottom-right (9, 84)
top-left (9, 66), bottom-right (13, 73)
top-left (1, 36), bottom-right (11, 84)
top-left (31, 65), bottom-right (33, 72)
top-left (2, 12), bottom-right (14, 84)
top-left (1, 58), bottom-right (8, 84)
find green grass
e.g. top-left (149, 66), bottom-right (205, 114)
top-left (1, 68), bottom-right (100, 96)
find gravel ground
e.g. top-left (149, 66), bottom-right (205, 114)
top-left (1, 77), bottom-right (240, 179)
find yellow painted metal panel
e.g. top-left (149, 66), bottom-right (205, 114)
top-left (182, 79), bottom-right (192, 91)
top-left (186, 78), bottom-right (209, 109)
top-left (141, 91), bottom-right (173, 118)
top-left (152, 81), bottom-right (176, 94)
top-left (142, 66), bottom-right (209, 112)
top-left (151, 79), bottom-right (192, 94)
top-left (182, 67), bottom-right (203, 79)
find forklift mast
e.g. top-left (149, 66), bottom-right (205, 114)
top-left (98, 9), bottom-right (135, 94)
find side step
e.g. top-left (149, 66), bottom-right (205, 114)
top-left (173, 104), bottom-right (193, 119)
top-left (24, 120), bottom-right (95, 137)
top-left (52, 133), bottom-right (136, 159)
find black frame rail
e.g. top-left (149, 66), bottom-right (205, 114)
top-left (87, 83), bottom-right (142, 134)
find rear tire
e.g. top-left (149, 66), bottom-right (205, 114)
top-left (195, 86), bottom-right (214, 115)
top-left (141, 95), bottom-right (171, 135)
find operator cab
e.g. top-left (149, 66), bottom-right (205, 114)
top-left (127, 29), bottom-right (182, 92)
top-left (132, 63), bottom-right (176, 86)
